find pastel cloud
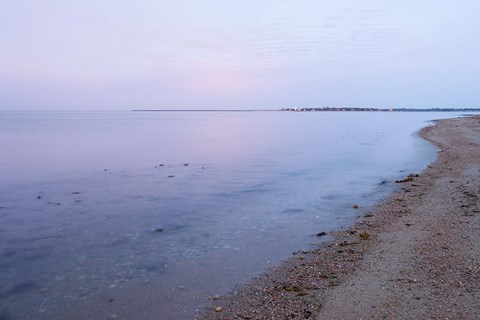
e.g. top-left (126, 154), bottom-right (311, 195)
top-left (1, 0), bottom-right (479, 109)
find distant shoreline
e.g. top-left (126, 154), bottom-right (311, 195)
top-left (132, 108), bottom-right (480, 112)
top-left (281, 107), bottom-right (480, 112)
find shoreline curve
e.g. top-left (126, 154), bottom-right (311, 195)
top-left (197, 115), bottom-right (480, 319)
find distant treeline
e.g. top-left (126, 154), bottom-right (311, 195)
top-left (280, 107), bottom-right (480, 112)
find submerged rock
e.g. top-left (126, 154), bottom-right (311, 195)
top-left (396, 174), bottom-right (418, 183)
top-left (396, 177), bottom-right (413, 183)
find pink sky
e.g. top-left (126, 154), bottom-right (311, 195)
top-left (1, 0), bottom-right (480, 110)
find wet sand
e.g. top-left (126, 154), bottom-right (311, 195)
top-left (197, 115), bottom-right (480, 319)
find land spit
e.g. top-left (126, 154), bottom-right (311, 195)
top-left (198, 115), bottom-right (480, 319)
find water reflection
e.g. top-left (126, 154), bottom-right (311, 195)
top-left (0, 111), bottom-right (460, 319)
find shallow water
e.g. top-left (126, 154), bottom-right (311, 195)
top-left (0, 111), bottom-right (467, 319)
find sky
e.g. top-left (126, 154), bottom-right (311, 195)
top-left (1, 0), bottom-right (480, 110)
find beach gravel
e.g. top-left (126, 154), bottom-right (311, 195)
top-left (197, 115), bottom-right (480, 319)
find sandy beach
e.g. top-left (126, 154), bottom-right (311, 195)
top-left (198, 115), bottom-right (480, 319)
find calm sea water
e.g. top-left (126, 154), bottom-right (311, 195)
top-left (0, 111), bottom-right (464, 319)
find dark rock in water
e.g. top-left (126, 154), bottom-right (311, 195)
top-left (152, 228), bottom-right (163, 232)
top-left (396, 177), bottom-right (413, 183)
top-left (2, 249), bottom-right (16, 258)
top-left (37, 196), bottom-right (42, 199)
top-left (281, 208), bottom-right (305, 214)
top-left (107, 237), bottom-right (131, 247)
top-left (8, 282), bottom-right (37, 295)
top-left (47, 202), bottom-right (61, 206)
top-left (380, 180), bottom-right (388, 185)
top-left (352, 204), bottom-right (360, 209)
top-left (171, 224), bottom-right (187, 231)
top-left (23, 251), bottom-right (49, 261)
top-left (104, 169), bottom-right (108, 171)
top-left (159, 163), bottom-right (164, 167)
top-left (183, 163), bottom-right (189, 166)
top-left (72, 192), bottom-right (80, 195)
top-left (396, 173), bottom-right (418, 183)
top-left (168, 175), bottom-right (175, 178)
top-left (144, 264), bottom-right (161, 272)
top-left (137, 262), bottom-right (167, 274)
top-left (316, 231), bottom-right (327, 237)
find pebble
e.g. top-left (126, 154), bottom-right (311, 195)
top-left (215, 306), bottom-right (223, 312)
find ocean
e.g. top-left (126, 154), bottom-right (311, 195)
top-left (0, 111), bottom-right (465, 319)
